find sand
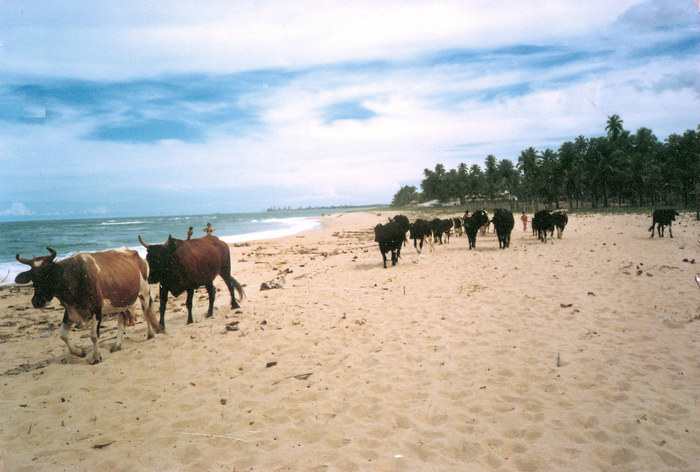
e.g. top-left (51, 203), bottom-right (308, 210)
top-left (0, 210), bottom-right (698, 471)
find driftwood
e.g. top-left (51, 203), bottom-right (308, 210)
top-left (93, 440), bottom-right (115, 449)
top-left (272, 372), bottom-right (313, 385)
top-left (180, 432), bottom-right (249, 443)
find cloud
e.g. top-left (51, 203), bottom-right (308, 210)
top-left (323, 101), bottom-right (378, 124)
top-left (616, 0), bottom-right (696, 31)
top-left (1, 1), bottom-right (643, 80)
top-left (1, 203), bottom-right (34, 217)
top-left (651, 70), bottom-right (700, 95)
top-left (0, 0), bottom-right (698, 216)
top-left (87, 119), bottom-right (205, 143)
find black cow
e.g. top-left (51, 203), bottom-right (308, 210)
top-left (452, 217), bottom-right (463, 237)
top-left (492, 208), bottom-right (515, 249)
top-left (649, 209), bottom-right (679, 238)
top-left (392, 215), bottom-right (410, 246)
top-left (551, 210), bottom-right (568, 239)
top-left (429, 219), bottom-right (441, 244)
top-left (409, 219), bottom-right (434, 254)
top-left (532, 210), bottom-right (554, 242)
top-left (437, 219), bottom-right (453, 244)
top-left (138, 235), bottom-right (245, 328)
top-left (374, 215), bottom-right (410, 268)
top-left (464, 210), bottom-right (489, 249)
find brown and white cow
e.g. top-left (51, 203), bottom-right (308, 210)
top-left (15, 247), bottom-right (162, 364)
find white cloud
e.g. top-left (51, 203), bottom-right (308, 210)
top-left (1, 0), bottom-right (642, 80)
top-left (1, 203), bottom-right (34, 217)
top-left (0, 0), bottom-right (697, 215)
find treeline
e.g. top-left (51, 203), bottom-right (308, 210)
top-left (392, 116), bottom-right (699, 210)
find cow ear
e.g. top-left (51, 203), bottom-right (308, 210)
top-left (15, 270), bottom-right (32, 284)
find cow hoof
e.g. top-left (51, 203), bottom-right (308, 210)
top-left (110, 344), bottom-right (122, 353)
top-left (90, 358), bottom-right (101, 365)
top-left (77, 349), bottom-right (87, 358)
top-left (206, 313), bottom-right (213, 318)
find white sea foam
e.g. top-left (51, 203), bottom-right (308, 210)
top-left (100, 220), bottom-right (144, 226)
top-left (2, 217), bottom-right (322, 286)
top-left (219, 217), bottom-right (321, 244)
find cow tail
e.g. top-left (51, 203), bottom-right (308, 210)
top-left (231, 276), bottom-right (246, 303)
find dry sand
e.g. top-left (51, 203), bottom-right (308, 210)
top-left (0, 211), bottom-right (698, 471)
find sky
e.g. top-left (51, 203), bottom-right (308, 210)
top-left (1, 0), bottom-right (698, 220)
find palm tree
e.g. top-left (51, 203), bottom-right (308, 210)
top-left (558, 137), bottom-right (587, 208)
top-left (468, 164), bottom-right (485, 199)
top-left (497, 158), bottom-right (518, 197)
top-left (484, 154), bottom-right (499, 199)
top-left (605, 114), bottom-right (624, 142)
top-left (517, 147), bottom-right (540, 206)
top-left (627, 127), bottom-right (660, 206)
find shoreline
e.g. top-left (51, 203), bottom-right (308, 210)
top-left (1, 210), bottom-right (699, 471)
top-left (0, 213), bottom-right (331, 288)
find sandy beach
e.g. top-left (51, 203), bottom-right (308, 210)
top-left (0, 210), bottom-right (698, 472)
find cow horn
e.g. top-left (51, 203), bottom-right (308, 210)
top-left (46, 247), bottom-right (57, 261)
top-left (138, 235), bottom-right (150, 248)
top-left (16, 254), bottom-right (33, 265)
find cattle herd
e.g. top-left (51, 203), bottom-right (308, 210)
top-left (11, 208), bottom-right (680, 364)
top-left (374, 208), bottom-right (569, 269)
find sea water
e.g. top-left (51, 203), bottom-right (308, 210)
top-left (0, 208), bottom-right (354, 286)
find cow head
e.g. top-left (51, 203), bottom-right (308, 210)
top-left (15, 247), bottom-right (63, 308)
top-left (473, 210), bottom-right (489, 226)
top-left (138, 235), bottom-right (177, 284)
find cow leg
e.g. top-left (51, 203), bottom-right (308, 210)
top-left (89, 309), bottom-right (103, 364)
top-left (185, 289), bottom-right (195, 324)
top-left (140, 294), bottom-right (159, 339)
top-left (669, 224), bottom-right (673, 238)
top-left (205, 282), bottom-right (216, 318)
top-left (158, 285), bottom-right (169, 330)
top-left (111, 313), bottom-right (126, 353)
top-left (59, 311), bottom-right (86, 358)
top-left (380, 249), bottom-right (388, 268)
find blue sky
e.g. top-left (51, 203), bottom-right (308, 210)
top-left (1, 0), bottom-right (698, 219)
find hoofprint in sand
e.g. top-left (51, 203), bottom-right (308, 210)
top-left (0, 211), bottom-right (698, 471)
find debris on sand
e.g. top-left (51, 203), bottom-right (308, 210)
top-left (261, 276), bottom-right (286, 290)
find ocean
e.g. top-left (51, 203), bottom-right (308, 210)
top-left (0, 208), bottom-right (361, 286)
